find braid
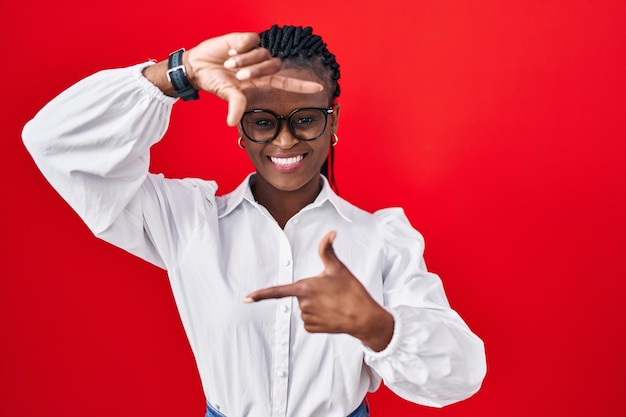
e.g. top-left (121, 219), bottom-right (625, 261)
top-left (260, 25), bottom-right (341, 100)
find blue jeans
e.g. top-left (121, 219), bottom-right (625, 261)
top-left (205, 399), bottom-right (370, 417)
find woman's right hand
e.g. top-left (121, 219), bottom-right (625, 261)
top-left (144, 32), bottom-right (323, 126)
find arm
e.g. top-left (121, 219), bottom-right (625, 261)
top-left (363, 208), bottom-right (487, 407)
top-left (22, 62), bottom-right (177, 267)
top-left (246, 213), bottom-right (486, 407)
top-left (246, 231), bottom-right (395, 351)
top-left (142, 35), bottom-right (323, 126)
top-left (22, 32), bottom-right (323, 266)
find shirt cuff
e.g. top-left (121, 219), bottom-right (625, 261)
top-left (130, 61), bottom-right (179, 106)
top-left (362, 307), bottom-right (403, 360)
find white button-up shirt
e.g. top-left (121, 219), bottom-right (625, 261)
top-left (23, 63), bottom-right (486, 417)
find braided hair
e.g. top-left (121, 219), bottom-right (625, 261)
top-left (260, 25), bottom-right (341, 100)
top-left (259, 25), bottom-right (341, 192)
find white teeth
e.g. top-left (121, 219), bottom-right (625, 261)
top-left (270, 155), bottom-right (304, 166)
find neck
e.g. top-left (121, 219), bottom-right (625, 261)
top-left (252, 174), bottom-right (323, 229)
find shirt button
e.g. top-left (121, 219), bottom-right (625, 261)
top-left (280, 304), bottom-right (289, 313)
top-left (282, 259), bottom-right (291, 267)
top-left (278, 370), bottom-right (287, 378)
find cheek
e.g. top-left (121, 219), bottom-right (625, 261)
top-left (241, 145), bottom-right (260, 162)
top-left (244, 144), bottom-right (262, 162)
top-left (312, 139), bottom-right (331, 162)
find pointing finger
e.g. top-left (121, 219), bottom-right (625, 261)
top-left (245, 282), bottom-right (303, 303)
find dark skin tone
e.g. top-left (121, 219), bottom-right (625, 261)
top-left (240, 66), bottom-right (335, 228)
top-left (143, 32), bottom-right (394, 352)
top-left (246, 231), bottom-right (394, 351)
top-left (252, 175), bottom-right (322, 229)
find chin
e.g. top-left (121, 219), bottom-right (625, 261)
top-left (273, 176), bottom-right (316, 192)
top-left (259, 171), bottom-right (321, 193)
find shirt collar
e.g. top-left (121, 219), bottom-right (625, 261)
top-left (218, 173), bottom-right (353, 223)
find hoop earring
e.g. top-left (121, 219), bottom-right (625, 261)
top-left (237, 137), bottom-right (246, 149)
top-left (331, 134), bottom-right (339, 147)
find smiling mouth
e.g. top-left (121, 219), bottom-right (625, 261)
top-left (268, 154), bottom-right (305, 167)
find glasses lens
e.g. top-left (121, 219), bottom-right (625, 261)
top-left (242, 111), bottom-right (278, 143)
top-left (241, 108), bottom-right (330, 143)
top-left (289, 108), bottom-right (328, 141)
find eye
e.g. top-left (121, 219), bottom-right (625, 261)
top-left (292, 110), bottom-right (324, 128)
top-left (293, 116), bottom-right (315, 126)
top-left (244, 112), bottom-right (276, 130)
top-left (254, 119), bottom-right (275, 129)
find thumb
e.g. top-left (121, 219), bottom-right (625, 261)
top-left (225, 89), bottom-right (247, 126)
top-left (210, 85), bottom-right (246, 127)
top-left (318, 231), bottom-right (340, 269)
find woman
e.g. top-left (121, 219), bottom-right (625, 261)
top-left (23, 25), bottom-right (486, 417)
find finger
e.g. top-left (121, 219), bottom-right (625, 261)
top-left (301, 313), bottom-right (343, 334)
top-left (233, 58), bottom-right (283, 81)
top-left (304, 323), bottom-right (322, 333)
top-left (226, 94), bottom-right (247, 127)
top-left (245, 282), bottom-right (303, 303)
top-left (300, 313), bottom-right (322, 330)
top-left (266, 74), bottom-right (324, 93)
top-left (222, 43), bottom-right (323, 93)
top-left (210, 85), bottom-right (247, 127)
top-left (223, 32), bottom-right (261, 56)
top-left (318, 231), bottom-right (339, 267)
top-left (241, 74), bottom-right (324, 94)
top-left (223, 47), bottom-right (274, 70)
top-left (225, 90), bottom-right (247, 127)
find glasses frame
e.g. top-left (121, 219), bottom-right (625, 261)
top-left (240, 106), bottom-right (334, 144)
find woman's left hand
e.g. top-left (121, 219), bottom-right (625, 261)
top-left (245, 232), bottom-right (394, 352)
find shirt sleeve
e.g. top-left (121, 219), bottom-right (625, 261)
top-left (22, 62), bottom-right (217, 269)
top-left (363, 208), bottom-right (486, 407)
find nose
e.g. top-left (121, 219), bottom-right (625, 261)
top-left (271, 119), bottom-right (299, 149)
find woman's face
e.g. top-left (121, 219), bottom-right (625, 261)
top-left (239, 66), bottom-right (339, 194)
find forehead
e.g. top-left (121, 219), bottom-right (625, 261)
top-left (244, 67), bottom-right (331, 112)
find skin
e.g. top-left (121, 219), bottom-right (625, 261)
top-left (240, 66), bottom-right (338, 228)
top-left (246, 232), bottom-right (394, 351)
top-left (143, 32), bottom-right (394, 352)
top-left (143, 32), bottom-right (324, 125)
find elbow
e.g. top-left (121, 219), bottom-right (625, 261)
top-left (421, 336), bottom-right (487, 407)
top-left (420, 364), bottom-right (487, 408)
top-left (22, 118), bottom-right (49, 158)
top-left (467, 335), bottom-right (488, 393)
top-left (388, 346), bottom-right (487, 408)
top-left (22, 119), bottom-right (38, 152)
top-left (440, 336), bottom-right (487, 406)
top-left (450, 365), bottom-right (486, 406)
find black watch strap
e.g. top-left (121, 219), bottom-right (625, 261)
top-left (167, 48), bottom-right (199, 101)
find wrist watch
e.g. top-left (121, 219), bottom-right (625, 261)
top-left (167, 48), bottom-right (199, 101)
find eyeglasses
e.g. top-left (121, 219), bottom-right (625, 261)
top-left (240, 107), bottom-right (334, 144)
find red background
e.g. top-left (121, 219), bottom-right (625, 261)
top-left (2, 1), bottom-right (625, 416)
